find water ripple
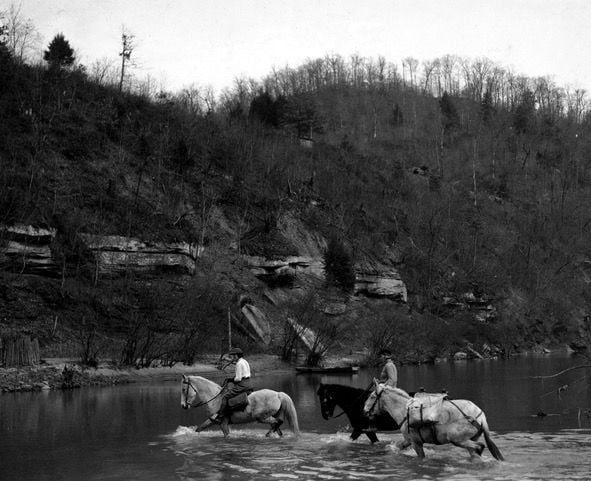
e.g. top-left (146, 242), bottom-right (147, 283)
top-left (159, 426), bottom-right (591, 481)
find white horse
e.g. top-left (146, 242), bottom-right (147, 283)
top-left (181, 375), bottom-right (300, 438)
top-left (364, 380), bottom-right (503, 461)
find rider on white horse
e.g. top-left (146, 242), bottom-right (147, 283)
top-left (211, 347), bottom-right (253, 422)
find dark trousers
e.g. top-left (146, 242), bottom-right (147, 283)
top-left (218, 378), bottom-right (253, 415)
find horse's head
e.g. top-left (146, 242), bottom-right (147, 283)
top-left (363, 378), bottom-right (384, 419)
top-left (181, 374), bottom-right (196, 409)
top-left (180, 375), bottom-right (223, 413)
top-left (317, 384), bottom-right (338, 420)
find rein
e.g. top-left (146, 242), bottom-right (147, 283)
top-left (331, 408), bottom-right (348, 419)
top-left (182, 378), bottom-right (225, 408)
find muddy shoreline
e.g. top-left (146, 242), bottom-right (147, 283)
top-left (0, 354), bottom-right (295, 393)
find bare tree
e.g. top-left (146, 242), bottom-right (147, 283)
top-left (421, 59), bottom-right (440, 95)
top-left (89, 57), bottom-right (118, 85)
top-left (402, 57), bottom-right (419, 89)
top-left (440, 54), bottom-right (459, 95)
top-left (118, 28), bottom-right (135, 92)
top-left (4, 2), bottom-right (40, 63)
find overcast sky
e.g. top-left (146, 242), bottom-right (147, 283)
top-left (13, 0), bottom-right (591, 94)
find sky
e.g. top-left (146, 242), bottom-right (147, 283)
top-left (10, 0), bottom-right (591, 95)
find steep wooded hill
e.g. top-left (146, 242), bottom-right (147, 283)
top-left (1, 53), bottom-right (591, 365)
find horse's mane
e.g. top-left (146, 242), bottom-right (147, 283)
top-left (320, 383), bottom-right (367, 397)
top-left (381, 385), bottom-right (411, 399)
top-left (186, 375), bottom-right (222, 399)
top-left (319, 383), bottom-right (371, 410)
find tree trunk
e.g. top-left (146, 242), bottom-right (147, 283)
top-left (1, 335), bottom-right (40, 367)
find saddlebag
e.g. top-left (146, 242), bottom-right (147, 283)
top-left (228, 392), bottom-right (249, 411)
top-left (407, 393), bottom-right (447, 428)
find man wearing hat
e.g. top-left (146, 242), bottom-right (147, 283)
top-left (211, 347), bottom-right (252, 422)
top-left (378, 348), bottom-right (398, 387)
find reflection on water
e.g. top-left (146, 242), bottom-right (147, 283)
top-left (162, 426), bottom-right (591, 481)
top-left (1, 352), bottom-right (590, 480)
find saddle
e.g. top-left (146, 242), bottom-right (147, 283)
top-left (227, 391), bottom-right (252, 412)
top-left (406, 392), bottom-right (448, 428)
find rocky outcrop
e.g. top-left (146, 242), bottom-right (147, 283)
top-left (0, 225), bottom-right (58, 276)
top-left (0, 226), bottom-right (198, 277)
top-left (244, 255), bottom-right (324, 284)
top-left (354, 270), bottom-right (407, 301)
top-left (245, 255), bottom-right (408, 302)
top-left (79, 234), bottom-right (197, 275)
top-left (442, 291), bottom-right (497, 322)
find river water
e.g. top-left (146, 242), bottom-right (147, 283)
top-left (1, 351), bottom-right (590, 480)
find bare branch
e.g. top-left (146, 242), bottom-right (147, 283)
top-left (530, 363), bottom-right (591, 379)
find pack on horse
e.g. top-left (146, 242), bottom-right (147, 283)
top-left (181, 375), bottom-right (300, 438)
top-left (317, 383), bottom-right (399, 442)
top-left (363, 380), bottom-right (504, 460)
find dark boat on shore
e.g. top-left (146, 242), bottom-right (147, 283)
top-left (295, 365), bottom-right (360, 374)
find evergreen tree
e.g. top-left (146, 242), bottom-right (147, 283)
top-left (391, 103), bottom-right (404, 126)
top-left (480, 89), bottom-right (495, 124)
top-left (513, 89), bottom-right (536, 135)
top-left (43, 33), bottom-right (75, 69)
top-left (439, 91), bottom-right (459, 129)
top-left (323, 237), bottom-right (356, 292)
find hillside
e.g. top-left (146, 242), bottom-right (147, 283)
top-left (1, 51), bottom-right (591, 367)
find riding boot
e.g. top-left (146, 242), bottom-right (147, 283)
top-left (211, 398), bottom-right (228, 423)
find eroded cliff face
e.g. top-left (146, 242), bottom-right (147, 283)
top-left (0, 225), bottom-right (58, 276)
top-left (0, 214), bottom-right (408, 347)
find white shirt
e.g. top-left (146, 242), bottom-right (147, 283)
top-left (233, 358), bottom-right (251, 382)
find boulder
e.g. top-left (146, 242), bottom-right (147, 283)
top-left (240, 304), bottom-right (271, 345)
top-left (453, 351), bottom-right (468, 361)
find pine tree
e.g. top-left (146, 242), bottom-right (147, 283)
top-left (43, 33), bottom-right (75, 69)
top-left (480, 89), bottom-right (495, 124)
top-left (323, 237), bottom-right (355, 292)
top-left (439, 91), bottom-right (459, 129)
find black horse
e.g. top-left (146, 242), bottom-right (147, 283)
top-left (317, 383), bottom-right (399, 443)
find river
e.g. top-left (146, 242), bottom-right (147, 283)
top-left (1, 350), bottom-right (590, 480)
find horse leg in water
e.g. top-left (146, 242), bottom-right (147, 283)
top-left (258, 416), bottom-right (283, 437)
top-left (395, 437), bottom-right (412, 451)
top-left (348, 427), bottom-right (376, 443)
top-left (195, 418), bottom-right (215, 432)
top-left (220, 418), bottom-right (230, 437)
top-left (451, 439), bottom-right (486, 459)
top-left (411, 441), bottom-right (426, 458)
top-left (273, 419), bottom-right (283, 437)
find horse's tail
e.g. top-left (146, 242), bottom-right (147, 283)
top-left (482, 423), bottom-right (504, 461)
top-left (279, 392), bottom-right (300, 437)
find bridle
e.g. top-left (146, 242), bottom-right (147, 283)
top-left (320, 386), bottom-right (374, 420)
top-left (182, 377), bottom-right (225, 408)
top-left (365, 387), bottom-right (383, 417)
top-left (319, 390), bottom-right (347, 419)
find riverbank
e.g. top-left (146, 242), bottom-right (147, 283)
top-left (0, 354), bottom-right (295, 393)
